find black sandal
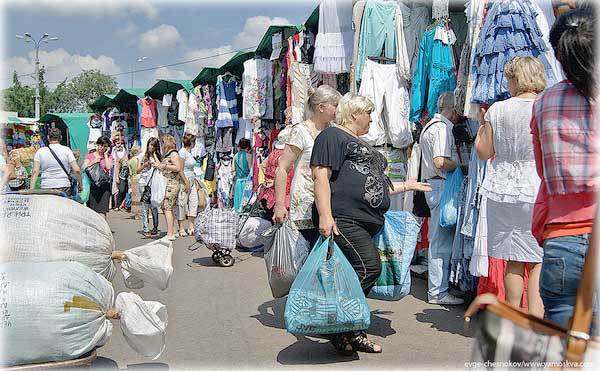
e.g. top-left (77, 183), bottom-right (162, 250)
top-left (328, 334), bottom-right (354, 354)
top-left (348, 332), bottom-right (382, 353)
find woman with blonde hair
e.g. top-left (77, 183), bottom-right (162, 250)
top-left (177, 133), bottom-right (199, 236)
top-left (273, 84), bottom-right (342, 247)
top-left (312, 93), bottom-right (431, 353)
top-left (156, 134), bottom-right (189, 241)
top-left (475, 56), bottom-right (547, 316)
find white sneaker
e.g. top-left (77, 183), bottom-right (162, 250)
top-left (428, 294), bottom-right (464, 305)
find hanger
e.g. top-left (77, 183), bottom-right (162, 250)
top-left (368, 44), bottom-right (396, 64)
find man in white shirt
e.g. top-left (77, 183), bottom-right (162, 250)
top-left (418, 91), bottom-right (462, 305)
top-left (30, 128), bottom-right (82, 196)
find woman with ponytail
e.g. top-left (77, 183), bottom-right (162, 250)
top-left (530, 6), bottom-right (597, 327)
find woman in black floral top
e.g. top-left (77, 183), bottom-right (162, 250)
top-left (311, 93), bottom-right (431, 354)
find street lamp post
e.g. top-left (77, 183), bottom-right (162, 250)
top-left (15, 32), bottom-right (59, 119)
top-left (131, 56), bottom-right (148, 88)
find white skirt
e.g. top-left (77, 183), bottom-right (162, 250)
top-left (486, 199), bottom-right (543, 263)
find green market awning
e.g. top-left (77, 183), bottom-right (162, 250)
top-left (112, 88), bottom-right (147, 106)
top-left (192, 67), bottom-right (223, 87)
top-left (39, 113), bottom-right (91, 157)
top-left (145, 80), bottom-right (194, 99)
top-left (304, 6), bottom-right (319, 33)
top-left (220, 51), bottom-right (255, 77)
top-left (255, 25), bottom-right (300, 58)
top-left (89, 94), bottom-right (115, 111)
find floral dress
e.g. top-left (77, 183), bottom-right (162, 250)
top-left (287, 122), bottom-right (320, 229)
top-left (161, 150), bottom-right (181, 210)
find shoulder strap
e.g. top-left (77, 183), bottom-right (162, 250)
top-left (565, 212), bottom-right (598, 362)
top-left (416, 120), bottom-right (442, 182)
top-left (47, 146), bottom-right (71, 178)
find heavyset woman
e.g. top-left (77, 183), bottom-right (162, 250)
top-left (312, 93), bottom-right (431, 353)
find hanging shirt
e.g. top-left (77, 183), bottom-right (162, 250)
top-left (176, 89), bottom-right (188, 123)
top-left (162, 93), bottom-right (173, 107)
top-left (156, 100), bottom-right (169, 128)
top-left (139, 98), bottom-right (157, 128)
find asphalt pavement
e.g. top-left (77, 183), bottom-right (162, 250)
top-left (93, 211), bottom-right (475, 370)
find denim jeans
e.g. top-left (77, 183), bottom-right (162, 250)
top-left (425, 179), bottom-right (455, 301)
top-left (141, 202), bottom-right (159, 232)
top-left (540, 234), bottom-right (590, 328)
top-left (333, 218), bottom-right (383, 296)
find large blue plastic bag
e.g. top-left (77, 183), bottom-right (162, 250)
top-left (284, 237), bottom-right (371, 335)
top-left (368, 211), bottom-right (421, 301)
top-left (439, 167), bottom-right (464, 228)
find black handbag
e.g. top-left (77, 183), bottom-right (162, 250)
top-left (85, 162), bottom-right (111, 188)
top-left (204, 154), bottom-right (215, 181)
top-left (47, 145), bottom-right (79, 197)
top-left (412, 122), bottom-right (439, 218)
top-left (140, 169), bottom-right (155, 204)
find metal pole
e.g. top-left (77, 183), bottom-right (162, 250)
top-left (34, 44), bottom-right (40, 119)
top-left (131, 66), bottom-right (134, 88)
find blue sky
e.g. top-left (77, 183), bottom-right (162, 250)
top-left (1, 0), bottom-right (320, 90)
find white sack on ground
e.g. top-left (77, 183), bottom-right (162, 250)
top-left (0, 194), bottom-right (116, 279)
top-left (0, 261), bottom-right (168, 366)
top-left (0, 194), bottom-right (174, 290)
top-left (120, 239), bottom-right (174, 290)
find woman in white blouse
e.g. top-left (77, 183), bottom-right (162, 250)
top-left (475, 56), bottom-right (547, 317)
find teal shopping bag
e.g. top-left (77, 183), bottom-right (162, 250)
top-left (73, 172), bottom-right (91, 204)
top-left (284, 237), bottom-right (371, 335)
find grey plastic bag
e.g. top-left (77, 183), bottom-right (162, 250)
top-left (263, 220), bottom-right (309, 298)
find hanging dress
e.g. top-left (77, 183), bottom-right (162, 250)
top-left (233, 150), bottom-right (252, 212)
top-left (217, 157), bottom-right (234, 208)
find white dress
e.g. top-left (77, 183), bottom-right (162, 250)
top-left (481, 97), bottom-right (542, 263)
top-left (313, 0), bottom-right (353, 73)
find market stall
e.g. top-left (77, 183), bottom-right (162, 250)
top-left (39, 112), bottom-right (91, 157)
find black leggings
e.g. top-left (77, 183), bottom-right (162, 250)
top-left (332, 218), bottom-right (382, 296)
top-left (300, 228), bottom-right (321, 250)
top-left (116, 179), bottom-right (128, 209)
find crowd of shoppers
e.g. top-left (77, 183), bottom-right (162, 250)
top-left (0, 6), bottom-right (594, 359)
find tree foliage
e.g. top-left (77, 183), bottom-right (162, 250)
top-left (1, 71), bottom-right (34, 117)
top-left (1, 68), bottom-right (118, 116)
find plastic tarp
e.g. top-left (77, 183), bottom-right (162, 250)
top-left (192, 67), bottom-right (222, 87)
top-left (144, 80), bottom-right (194, 99)
top-left (39, 112), bottom-right (91, 158)
top-left (255, 25), bottom-right (299, 58)
top-left (220, 51), bottom-right (255, 76)
top-left (112, 88), bottom-right (147, 105)
top-left (304, 6), bottom-right (319, 33)
top-left (89, 94), bottom-right (115, 111)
